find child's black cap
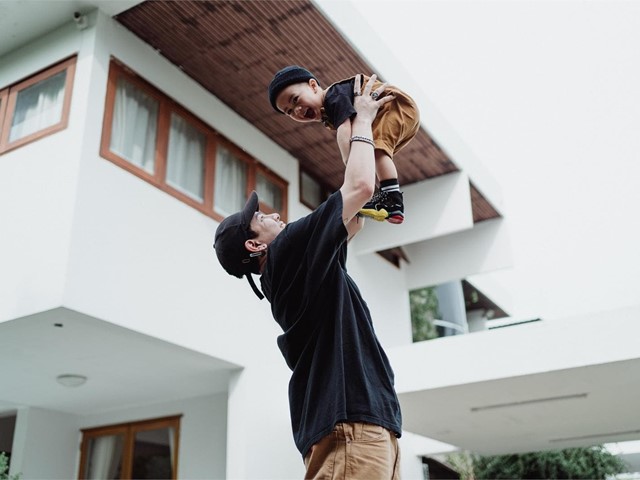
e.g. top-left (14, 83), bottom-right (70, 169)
top-left (268, 65), bottom-right (317, 113)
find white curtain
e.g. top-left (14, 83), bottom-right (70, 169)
top-left (9, 70), bottom-right (66, 142)
top-left (168, 426), bottom-right (176, 473)
top-left (109, 77), bottom-right (158, 174)
top-left (256, 173), bottom-right (282, 211)
top-left (86, 434), bottom-right (123, 479)
top-left (166, 113), bottom-right (205, 201)
top-left (214, 146), bottom-right (247, 215)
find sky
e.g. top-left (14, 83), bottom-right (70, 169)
top-left (321, 0), bottom-right (640, 322)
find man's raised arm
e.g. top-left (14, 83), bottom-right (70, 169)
top-left (340, 74), bottom-right (394, 230)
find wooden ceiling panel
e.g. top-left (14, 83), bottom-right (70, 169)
top-left (116, 0), bottom-right (499, 222)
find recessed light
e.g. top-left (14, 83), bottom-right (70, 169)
top-left (56, 374), bottom-right (87, 387)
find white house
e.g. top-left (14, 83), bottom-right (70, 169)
top-left (1, 1), bottom-right (638, 479)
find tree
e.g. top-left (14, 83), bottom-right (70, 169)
top-left (410, 286), bottom-right (441, 342)
top-left (0, 452), bottom-right (21, 480)
top-left (447, 445), bottom-right (628, 480)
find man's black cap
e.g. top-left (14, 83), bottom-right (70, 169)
top-left (213, 191), bottom-right (264, 299)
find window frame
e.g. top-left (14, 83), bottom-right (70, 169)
top-left (101, 58), bottom-right (288, 222)
top-left (0, 56), bottom-right (76, 154)
top-left (78, 415), bottom-right (181, 480)
top-left (0, 89), bottom-right (7, 135)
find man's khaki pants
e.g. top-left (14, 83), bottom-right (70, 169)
top-left (304, 422), bottom-right (400, 479)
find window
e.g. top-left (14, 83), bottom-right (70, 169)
top-left (214, 142), bottom-right (249, 217)
top-left (108, 75), bottom-right (159, 175)
top-left (78, 415), bottom-right (181, 480)
top-left (166, 112), bottom-right (206, 202)
top-left (257, 166), bottom-right (286, 214)
top-left (299, 169), bottom-right (329, 210)
top-left (0, 56), bottom-right (76, 154)
top-left (101, 59), bottom-right (288, 221)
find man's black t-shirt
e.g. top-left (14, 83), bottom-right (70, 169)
top-left (260, 191), bottom-right (402, 458)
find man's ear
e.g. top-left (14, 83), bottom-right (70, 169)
top-left (245, 239), bottom-right (266, 253)
top-left (309, 78), bottom-right (319, 92)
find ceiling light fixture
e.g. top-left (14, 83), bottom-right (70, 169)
top-left (471, 393), bottom-right (588, 412)
top-left (56, 374), bottom-right (88, 388)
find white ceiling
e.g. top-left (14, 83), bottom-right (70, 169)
top-left (400, 358), bottom-right (640, 456)
top-left (0, 0), bottom-right (139, 58)
top-left (0, 308), bottom-right (240, 415)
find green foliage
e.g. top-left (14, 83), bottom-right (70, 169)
top-left (468, 445), bottom-right (627, 480)
top-left (410, 286), bottom-right (441, 342)
top-left (0, 452), bottom-right (21, 480)
top-left (445, 451), bottom-right (476, 480)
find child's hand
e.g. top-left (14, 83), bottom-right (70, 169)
top-left (352, 74), bottom-right (394, 124)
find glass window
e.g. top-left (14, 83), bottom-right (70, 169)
top-left (214, 145), bottom-right (248, 216)
top-left (300, 170), bottom-right (324, 209)
top-left (9, 70), bottom-right (66, 143)
top-left (82, 433), bottom-right (124, 479)
top-left (0, 57), bottom-right (76, 154)
top-left (131, 426), bottom-right (175, 479)
top-left (166, 113), bottom-right (205, 201)
top-left (100, 59), bottom-right (287, 222)
top-left (79, 416), bottom-right (180, 480)
top-left (257, 171), bottom-right (283, 212)
top-left (109, 77), bottom-right (159, 174)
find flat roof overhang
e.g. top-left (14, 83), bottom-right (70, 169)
top-left (389, 304), bottom-right (640, 455)
top-left (0, 308), bottom-right (241, 415)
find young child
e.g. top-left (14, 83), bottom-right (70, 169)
top-left (268, 65), bottom-right (420, 224)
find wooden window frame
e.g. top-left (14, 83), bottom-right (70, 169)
top-left (78, 415), bottom-right (181, 480)
top-left (101, 58), bottom-right (288, 222)
top-left (0, 89), bottom-right (7, 136)
top-left (0, 56), bottom-right (76, 154)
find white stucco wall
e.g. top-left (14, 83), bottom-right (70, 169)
top-left (0, 22), bottom-right (89, 323)
top-left (80, 393), bottom-right (229, 479)
top-left (9, 394), bottom-right (230, 480)
top-left (11, 407), bottom-right (80, 480)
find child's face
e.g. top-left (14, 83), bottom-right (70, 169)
top-left (275, 79), bottom-right (324, 123)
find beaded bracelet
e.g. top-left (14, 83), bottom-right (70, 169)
top-left (349, 135), bottom-right (375, 147)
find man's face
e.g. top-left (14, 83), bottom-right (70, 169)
top-left (276, 80), bottom-right (324, 123)
top-left (248, 211), bottom-right (286, 247)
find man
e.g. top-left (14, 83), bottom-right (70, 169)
top-left (214, 74), bottom-right (402, 479)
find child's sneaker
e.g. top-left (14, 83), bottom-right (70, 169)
top-left (359, 190), bottom-right (404, 224)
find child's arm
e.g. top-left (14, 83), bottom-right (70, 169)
top-left (336, 119), bottom-right (352, 166)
